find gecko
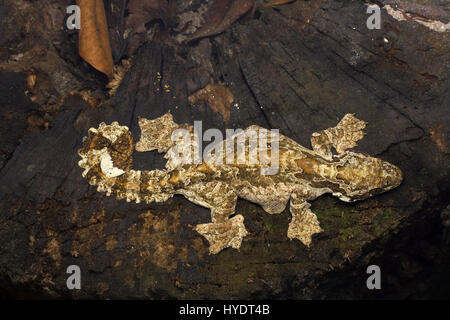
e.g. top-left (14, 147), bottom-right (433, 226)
top-left (78, 113), bottom-right (403, 254)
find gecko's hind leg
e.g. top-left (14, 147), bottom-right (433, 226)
top-left (183, 182), bottom-right (248, 254)
top-left (195, 214), bottom-right (248, 254)
top-left (311, 114), bottom-right (366, 160)
top-left (287, 192), bottom-right (323, 247)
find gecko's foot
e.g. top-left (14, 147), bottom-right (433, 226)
top-left (332, 113), bottom-right (366, 153)
top-left (195, 215), bottom-right (248, 254)
top-left (287, 209), bottom-right (323, 247)
top-left (311, 113), bottom-right (366, 159)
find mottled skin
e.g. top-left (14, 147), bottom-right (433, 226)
top-left (78, 113), bottom-right (403, 254)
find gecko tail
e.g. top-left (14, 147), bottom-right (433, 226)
top-left (78, 121), bottom-right (174, 204)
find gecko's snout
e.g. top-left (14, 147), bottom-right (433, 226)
top-left (380, 161), bottom-right (403, 191)
top-left (335, 153), bottom-right (403, 200)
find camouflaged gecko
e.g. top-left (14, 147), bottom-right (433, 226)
top-left (78, 113), bottom-right (403, 254)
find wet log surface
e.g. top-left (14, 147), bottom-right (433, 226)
top-left (0, 0), bottom-right (449, 299)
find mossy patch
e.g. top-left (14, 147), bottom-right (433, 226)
top-left (312, 195), bottom-right (405, 256)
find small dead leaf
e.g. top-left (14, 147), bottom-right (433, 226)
top-left (126, 0), bottom-right (177, 56)
top-left (188, 0), bottom-right (254, 42)
top-left (77, 0), bottom-right (114, 79)
top-left (263, 0), bottom-right (296, 7)
top-left (188, 83), bottom-right (234, 124)
top-left (127, 0), bottom-right (177, 31)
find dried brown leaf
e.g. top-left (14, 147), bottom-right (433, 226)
top-left (188, 84), bottom-right (234, 124)
top-left (127, 0), bottom-right (161, 32)
top-left (263, 0), bottom-right (296, 7)
top-left (77, 0), bottom-right (114, 79)
top-left (126, 0), bottom-right (177, 55)
top-left (188, 0), bottom-right (254, 42)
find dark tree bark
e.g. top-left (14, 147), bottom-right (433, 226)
top-left (0, 0), bottom-right (448, 299)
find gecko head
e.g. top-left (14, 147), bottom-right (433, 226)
top-left (335, 152), bottom-right (403, 201)
top-left (78, 122), bottom-right (133, 179)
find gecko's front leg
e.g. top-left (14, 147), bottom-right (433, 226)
top-left (311, 113), bottom-right (366, 160)
top-left (287, 191), bottom-right (323, 247)
top-left (181, 182), bottom-right (248, 254)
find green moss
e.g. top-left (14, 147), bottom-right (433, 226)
top-left (309, 195), bottom-right (406, 257)
top-left (339, 227), bottom-right (354, 241)
top-left (371, 207), bottom-right (403, 238)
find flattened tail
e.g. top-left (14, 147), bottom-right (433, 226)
top-left (78, 122), bottom-right (173, 204)
top-left (78, 162), bottom-right (173, 204)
